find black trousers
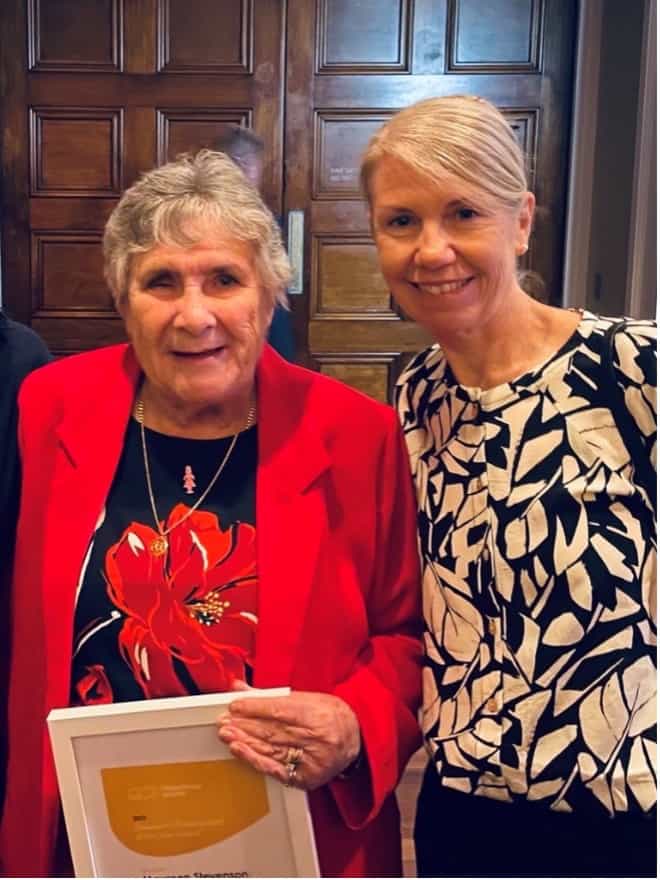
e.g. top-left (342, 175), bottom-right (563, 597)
top-left (415, 762), bottom-right (657, 878)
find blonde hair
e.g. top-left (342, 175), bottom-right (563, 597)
top-left (103, 149), bottom-right (291, 307)
top-left (360, 95), bottom-right (529, 211)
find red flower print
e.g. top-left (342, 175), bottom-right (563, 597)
top-left (74, 664), bottom-right (114, 705)
top-left (105, 505), bottom-right (258, 698)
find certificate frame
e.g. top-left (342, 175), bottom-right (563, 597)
top-left (47, 689), bottom-right (320, 878)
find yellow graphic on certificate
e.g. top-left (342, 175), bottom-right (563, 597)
top-left (101, 759), bottom-right (269, 856)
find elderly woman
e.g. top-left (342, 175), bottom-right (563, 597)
top-left (0, 150), bottom-right (422, 878)
top-left (361, 96), bottom-right (657, 877)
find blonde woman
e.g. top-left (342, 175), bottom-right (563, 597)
top-left (361, 96), bottom-right (656, 877)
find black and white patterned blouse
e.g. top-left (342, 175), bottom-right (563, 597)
top-left (395, 311), bottom-right (657, 817)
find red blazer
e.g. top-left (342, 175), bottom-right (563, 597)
top-left (1, 344), bottom-right (422, 878)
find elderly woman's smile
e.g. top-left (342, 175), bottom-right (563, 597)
top-left (169, 343), bottom-right (229, 366)
top-left (120, 237), bottom-right (273, 432)
top-left (170, 346), bottom-right (224, 358)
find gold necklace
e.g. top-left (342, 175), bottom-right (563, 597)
top-left (135, 398), bottom-right (256, 557)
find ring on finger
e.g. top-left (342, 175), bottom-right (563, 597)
top-left (284, 746), bottom-right (303, 767)
top-left (285, 762), bottom-right (298, 787)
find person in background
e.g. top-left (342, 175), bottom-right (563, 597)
top-left (214, 123), bottom-right (296, 362)
top-left (1, 149), bottom-right (422, 878)
top-left (0, 311), bottom-right (50, 813)
top-left (360, 94), bottom-right (657, 877)
top-left (0, 312), bottom-right (51, 579)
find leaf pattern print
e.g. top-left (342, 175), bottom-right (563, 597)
top-left (396, 312), bottom-right (657, 815)
top-left (424, 563), bottom-right (483, 663)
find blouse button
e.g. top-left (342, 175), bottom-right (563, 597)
top-left (487, 697), bottom-right (499, 712)
top-left (488, 618), bottom-right (497, 636)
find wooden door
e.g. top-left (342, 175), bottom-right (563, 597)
top-left (0, 0), bottom-right (285, 354)
top-left (285, 0), bottom-right (578, 400)
top-left (1, 1), bottom-right (577, 376)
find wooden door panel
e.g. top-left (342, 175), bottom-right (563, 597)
top-left (314, 352), bottom-right (413, 406)
top-left (161, 0), bottom-right (251, 71)
top-left (311, 201), bottom-right (370, 232)
top-left (30, 199), bottom-right (115, 230)
top-left (449, 0), bottom-right (543, 69)
top-left (318, 357), bottom-right (395, 403)
top-left (1, 0), bottom-right (284, 355)
top-left (318, 0), bottom-right (412, 71)
top-left (158, 109), bottom-right (252, 163)
top-left (309, 318), bottom-right (434, 354)
top-left (312, 238), bottom-right (394, 316)
top-left (285, 0), bottom-right (577, 402)
top-left (32, 233), bottom-right (110, 311)
top-left (29, 0), bottom-right (120, 71)
top-left (314, 113), bottom-right (391, 198)
top-left (30, 107), bottom-right (123, 195)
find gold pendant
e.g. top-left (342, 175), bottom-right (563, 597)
top-left (150, 536), bottom-right (168, 556)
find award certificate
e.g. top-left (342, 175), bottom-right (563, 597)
top-left (47, 689), bottom-right (320, 878)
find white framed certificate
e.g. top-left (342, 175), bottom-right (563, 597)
top-left (47, 689), bottom-right (320, 878)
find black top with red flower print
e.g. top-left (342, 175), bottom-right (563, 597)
top-left (71, 419), bottom-right (258, 706)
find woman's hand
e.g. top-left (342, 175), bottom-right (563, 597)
top-left (217, 690), bottom-right (361, 791)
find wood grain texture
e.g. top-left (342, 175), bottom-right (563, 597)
top-left (2, 0), bottom-right (577, 370)
top-left (29, 0), bottom-right (121, 71)
top-left (2, 0), bottom-right (285, 350)
top-left (288, 0), bottom-right (577, 382)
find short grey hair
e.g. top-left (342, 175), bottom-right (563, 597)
top-left (103, 149), bottom-right (291, 307)
top-left (360, 95), bottom-right (529, 211)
